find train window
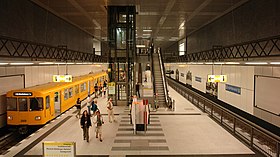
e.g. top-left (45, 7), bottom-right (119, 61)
top-left (83, 83), bottom-right (87, 91)
top-left (64, 89), bottom-right (68, 100)
top-left (30, 98), bottom-right (43, 111)
top-left (80, 84), bottom-right (84, 92)
top-left (69, 87), bottom-right (73, 98)
top-left (75, 85), bottom-right (79, 94)
top-left (7, 98), bottom-right (17, 111)
top-left (19, 98), bottom-right (28, 111)
top-left (46, 96), bottom-right (50, 109)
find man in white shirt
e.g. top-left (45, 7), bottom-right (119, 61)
top-left (107, 98), bottom-right (116, 123)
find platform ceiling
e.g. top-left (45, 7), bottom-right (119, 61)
top-left (31, 0), bottom-right (248, 49)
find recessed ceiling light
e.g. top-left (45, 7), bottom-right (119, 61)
top-left (0, 63), bottom-right (9, 65)
top-left (270, 62), bottom-right (280, 65)
top-left (10, 63), bottom-right (34, 65)
top-left (214, 62), bottom-right (225, 65)
top-left (143, 30), bottom-right (152, 32)
top-left (39, 62), bottom-right (54, 65)
top-left (225, 62), bottom-right (240, 65)
top-left (245, 62), bottom-right (268, 65)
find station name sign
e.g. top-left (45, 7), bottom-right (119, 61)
top-left (207, 75), bottom-right (227, 82)
top-left (14, 92), bottom-right (33, 96)
top-left (53, 75), bottom-right (72, 82)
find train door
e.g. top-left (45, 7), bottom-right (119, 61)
top-left (54, 91), bottom-right (61, 116)
top-left (45, 95), bottom-right (52, 119)
top-left (87, 81), bottom-right (90, 96)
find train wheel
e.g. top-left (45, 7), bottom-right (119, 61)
top-left (18, 126), bottom-right (28, 134)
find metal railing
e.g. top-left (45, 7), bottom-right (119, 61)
top-left (0, 35), bottom-right (106, 62)
top-left (166, 35), bottom-right (280, 62)
top-left (167, 77), bottom-right (280, 157)
top-left (158, 49), bottom-right (169, 107)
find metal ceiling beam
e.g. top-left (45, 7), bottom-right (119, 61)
top-left (67, 0), bottom-right (101, 29)
top-left (154, 0), bottom-right (176, 37)
top-left (188, 0), bottom-right (249, 36)
top-left (187, 0), bottom-right (212, 22)
top-left (30, 0), bottom-right (94, 37)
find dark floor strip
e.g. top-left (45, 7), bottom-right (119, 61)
top-left (112, 146), bottom-right (169, 151)
top-left (116, 133), bottom-right (164, 136)
top-left (14, 116), bottom-right (72, 157)
top-left (118, 128), bottom-right (163, 131)
top-left (149, 116), bottom-right (159, 119)
top-left (119, 124), bottom-right (133, 126)
top-left (121, 120), bottom-right (130, 122)
top-left (122, 117), bottom-right (130, 119)
top-left (150, 120), bottom-right (160, 122)
top-left (126, 154), bottom-right (256, 157)
top-left (150, 113), bottom-right (201, 115)
top-left (24, 155), bottom-right (109, 157)
top-left (114, 139), bottom-right (167, 143)
top-left (119, 123), bottom-right (161, 126)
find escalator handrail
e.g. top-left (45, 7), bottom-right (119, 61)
top-left (158, 50), bottom-right (169, 106)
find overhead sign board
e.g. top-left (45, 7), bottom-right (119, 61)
top-left (207, 75), bottom-right (227, 82)
top-left (108, 82), bottom-right (115, 95)
top-left (43, 141), bottom-right (76, 157)
top-left (14, 92), bottom-right (32, 96)
top-left (53, 75), bottom-right (72, 82)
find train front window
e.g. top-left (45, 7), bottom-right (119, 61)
top-left (7, 98), bottom-right (17, 111)
top-left (19, 98), bottom-right (28, 111)
top-left (30, 97), bottom-right (43, 111)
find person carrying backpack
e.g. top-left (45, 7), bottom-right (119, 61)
top-left (93, 110), bottom-right (104, 142)
top-left (91, 99), bottom-right (98, 116)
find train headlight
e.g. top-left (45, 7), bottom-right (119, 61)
top-left (7, 115), bottom-right (13, 120)
top-left (35, 116), bottom-right (41, 120)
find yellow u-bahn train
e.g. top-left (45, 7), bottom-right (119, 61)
top-left (6, 72), bottom-right (107, 133)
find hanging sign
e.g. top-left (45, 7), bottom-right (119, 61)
top-left (53, 75), bottom-right (72, 82)
top-left (108, 82), bottom-right (115, 94)
top-left (43, 141), bottom-right (76, 157)
top-left (207, 75), bottom-right (227, 82)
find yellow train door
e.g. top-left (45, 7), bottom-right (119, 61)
top-left (54, 91), bottom-right (61, 116)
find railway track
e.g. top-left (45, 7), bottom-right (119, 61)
top-left (0, 128), bottom-right (37, 155)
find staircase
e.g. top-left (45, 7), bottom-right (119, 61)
top-left (153, 53), bottom-right (166, 107)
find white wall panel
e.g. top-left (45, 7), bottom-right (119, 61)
top-left (0, 67), bottom-right (6, 76)
top-left (5, 67), bottom-right (16, 75)
top-left (262, 66), bottom-right (273, 76)
top-left (272, 67), bottom-right (280, 77)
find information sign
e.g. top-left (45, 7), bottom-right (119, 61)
top-left (207, 75), bottom-right (227, 82)
top-left (108, 82), bottom-right (115, 95)
top-left (43, 141), bottom-right (76, 157)
top-left (53, 75), bottom-right (72, 82)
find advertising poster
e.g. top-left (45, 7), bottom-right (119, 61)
top-left (206, 82), bottom-right (218, 98)
top-left (175, 69), bottom-right (179, 81)
top-left (186, 71), bottom-right (192, 86)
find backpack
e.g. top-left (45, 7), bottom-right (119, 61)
top-left (91, 102), bottom-right (97, 112)
top-left (97, 115), bottom-right (103, 126)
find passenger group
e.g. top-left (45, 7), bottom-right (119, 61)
top-left (78, 80), bottom-right (117, 143)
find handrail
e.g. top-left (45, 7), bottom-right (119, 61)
top-left (167, 77), bottom-right (280, 157)
top-left (150, 47), bottom-right (156, 96)
top-left (165, 35), bottom-right (280, 63)
top-left (158, 49), bottom-right (169, 106)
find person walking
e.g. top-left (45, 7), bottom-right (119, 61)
top-left (75, 98), bottom-right (81, 118)
top-left (93, 110), bottom-right (104, 142)
top-left (103, 80), bottom-right (107, 98)
top-left (136, 82), bottom-right (140, 98)
top-left (80, 110), bottom-right (92, 142)
top-left (91, 98), bottom-right (98, 117)
top-left (107, 98), bottom-right (116, 123)
top-left (94, 83), bottom-right (98, 98)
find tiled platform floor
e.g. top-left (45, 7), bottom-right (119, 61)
top-left (3, 86), bottom-right (255, 156)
